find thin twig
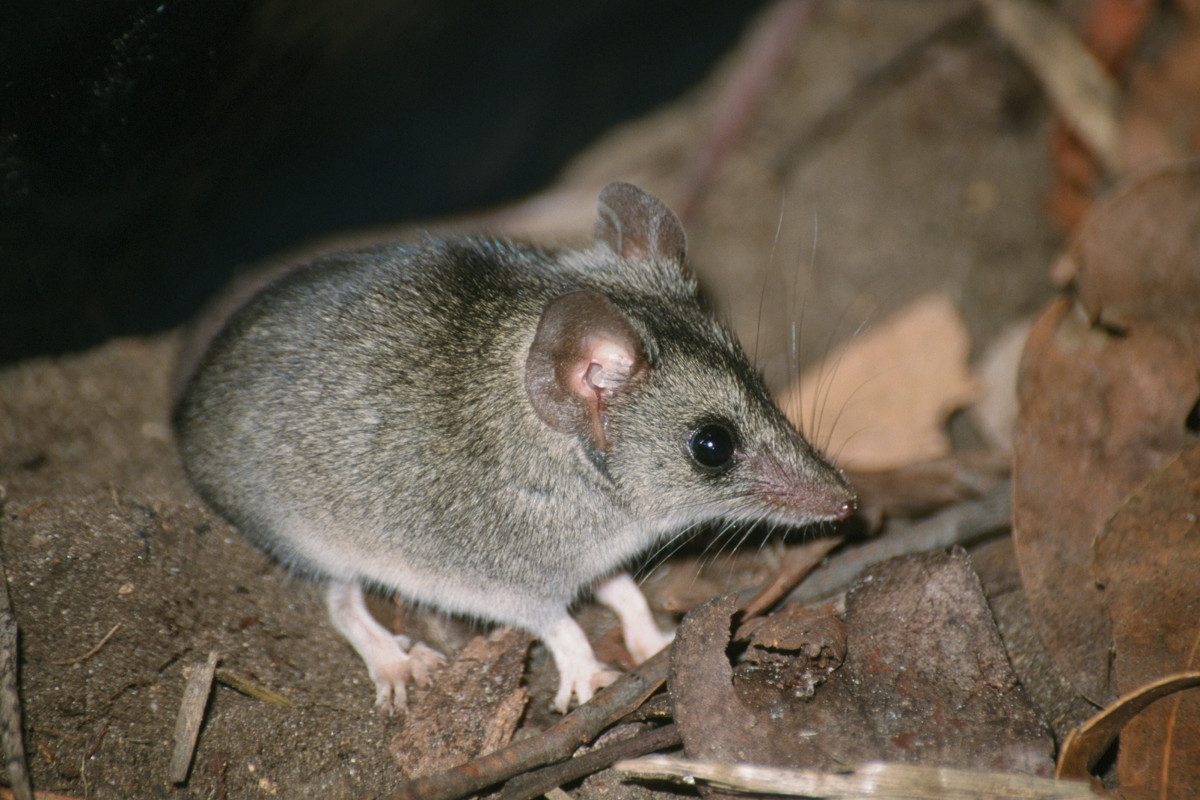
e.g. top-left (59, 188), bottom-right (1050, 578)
top-left (676, 0), bottom-right (817, 221)
top-left (786, 481), bottom-right (1011, 605)
top-left (169, 652), bottom-right (219, 784)
top-left (742, 536), bottom-right (842, 619)
top-left (389, 649), bottom-right (670, 800)
top-left (980, 0), bottom-right (1121, 173)
top-left (213, 669), bottom-right (291, 706)
top-left (495, 724), bottom-right (680, 800)
top-left (51, 623), bottom-right (122, 666)
top-left (83, 723), bottom-right (107, 760)
top-left (615, 755), bottom-right (1104, 798)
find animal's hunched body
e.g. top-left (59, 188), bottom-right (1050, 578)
top-left (174, 183), bottom-right (855, 712)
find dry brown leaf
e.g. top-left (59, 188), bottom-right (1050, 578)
top-left (780, 293), bottom-right (979, 471)
top-left (1007, 0), bottom-right (1151, 234)
top-left (1058, 161), bottom-right (1200, 329)
top-left (1079, 0), bottom-right (1157, 76)
top-left (1015, 158), bottom-right (1200, 709)
top-left (1092, 442), bottom-right (1200, 798)
top-left (668, 551), bottom-right (1053, 789)
top-left (642, 547), bottom-right (782, 617)
top-left (1012, 298), bottom-right (1199, 706)
top-left (1120, 22), bottom-right (1200, 172)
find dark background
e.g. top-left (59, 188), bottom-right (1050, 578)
top-left (1, 0), bottom-right (764, 365)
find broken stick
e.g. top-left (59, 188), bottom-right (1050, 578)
top-left (168, 651), bottom-right (219, 784)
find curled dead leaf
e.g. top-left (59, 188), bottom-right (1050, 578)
top-left (1057, 672), bottom-right (1200, 781)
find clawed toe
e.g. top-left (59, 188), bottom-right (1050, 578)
top-left (407, 642), bottom-right (445, 687)
top-left (551, 664), bottom-right (620, 713)
top-left (369, 646), bottom-right (445, 714)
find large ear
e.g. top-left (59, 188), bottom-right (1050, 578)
top-left (595, 182), bottom-right (687, 265)
top-left (525, 291), bottom-right (647, 450)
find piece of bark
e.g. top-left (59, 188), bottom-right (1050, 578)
top-left (390, 628), bottom-right (531, 779)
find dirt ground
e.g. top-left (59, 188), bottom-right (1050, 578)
top-left (1, 1), bottom-right (1086, 797)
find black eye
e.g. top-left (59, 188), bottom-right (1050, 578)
top-left (688, 423), bottom-right (736, 470)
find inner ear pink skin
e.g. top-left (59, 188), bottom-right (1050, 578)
top-left (568, 337), bottom-right (638, 450)
top-left (579, 338), bottom-right (636, 394)
top-left (526, 290), bottom-right (647, 451)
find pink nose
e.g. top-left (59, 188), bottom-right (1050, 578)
top-left (833, 496), bottom-right (857, 520)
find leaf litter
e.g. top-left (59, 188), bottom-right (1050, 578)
top-left (1011, 160), bottom-right (1200, 797)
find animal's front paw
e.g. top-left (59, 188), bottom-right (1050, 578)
top-left (552, 660), bottom-right (620, 714)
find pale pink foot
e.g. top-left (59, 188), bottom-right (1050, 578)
top-left (543, 614), bottom-right (620, 713)
top-left (324, 581), bottom-right (445, 713)
top-left (594, 572), bottom-right (673, 663)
